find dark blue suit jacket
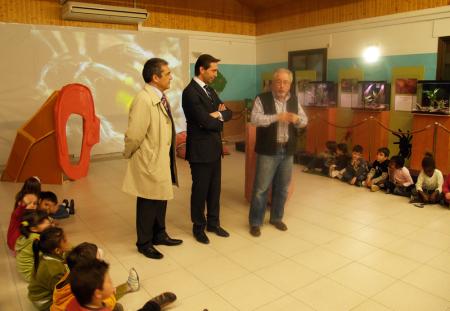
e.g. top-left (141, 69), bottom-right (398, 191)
top-left (182, 79), bottom-right (232, 163)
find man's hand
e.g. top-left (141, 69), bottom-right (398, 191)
top-left (287, 113), bottom-right (300, 124)
top-left (209, 111), bottom-right (221, 118)
top-left (277, 112), bottom-right (290, 123)
top-left (218, 104), bottom-right (226, 111)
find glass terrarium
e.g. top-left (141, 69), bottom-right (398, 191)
top-left (353, 81), bottom-right (390, 111)
top-left (302, 81), bottom-right (337, 107)
top-left (414, 81), bottom-right (450, 115)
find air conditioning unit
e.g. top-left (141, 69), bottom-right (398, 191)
top-left (61, 1), bottom-right (148, 24)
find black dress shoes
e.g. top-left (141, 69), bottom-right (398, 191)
top-left (138, 246), bottom-right (163, 259)
top-left (193, 230), bottom-right (210, 244)
top-left (206, 225), bottom-right (230, 237)
top-left (153, 236), bottom-right (183, 246)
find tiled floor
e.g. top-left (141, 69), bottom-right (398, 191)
top-left (2, 148), bottom-right (450, 310)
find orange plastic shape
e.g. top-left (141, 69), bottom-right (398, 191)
top-left (54, 83), bottom-right (100, 180)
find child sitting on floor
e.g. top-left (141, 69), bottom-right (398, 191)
top-left (304, 140), bottom-right (337, 175)
top-left (410, 153), bottom-right (443, 206)
top-left (7, 176), bottom-right (42, 252)
top-left (51, 242), bottom-right (139, 311)
top-left (28, 227), bottom-right (71, 311)
top-left (39, 191), bottom-right (75, 220)
top-left (68, 259), bottom-right (176, 311)
top-left (442, 173), bottom-right (450, 207)
top-left (329, 143), bottom-right (351, 178)
top-left (385, 155), bottom-right (414, 197)
top-left (364, 147), bottom-right (390, 192)
top-left (341, 144), bottom-right (368, 186)
top-left (15, 211), bottom-right (52, 282)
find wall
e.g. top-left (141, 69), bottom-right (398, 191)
top-left (256, 6), bottom-right (450, 155)
top-left (256, 0), bottom-right (450, 35)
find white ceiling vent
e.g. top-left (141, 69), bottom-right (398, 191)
top-left (62, 1), bottom-right (148, 24)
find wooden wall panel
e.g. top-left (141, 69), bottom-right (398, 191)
top-left (256, 0), bottom-right (450, 35)
top-left (0, 0), bottom-right (256, 35)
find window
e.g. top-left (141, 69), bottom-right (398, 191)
top-left (288, 48), bottom-right (327, 81)
top-left (437, 36), bottom-right (450, 80)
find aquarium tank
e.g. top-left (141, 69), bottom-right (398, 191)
top-left (414, 81), bottom-right (450, 115)
top-left (354, 81), bottom-right (390, 111)
top-left (302, 81), bottom-right (337, 107)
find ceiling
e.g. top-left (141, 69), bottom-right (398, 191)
top-left (236, 0), bottom-right (298, 10)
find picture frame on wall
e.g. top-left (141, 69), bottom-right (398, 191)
top-left (394, 78), bottom-right (417, 112)
top-left (339, 78), bottom-right (358, 108)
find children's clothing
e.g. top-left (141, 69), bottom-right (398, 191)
top-left (51, 272), bottom-right (119, 311)
top-left (342, 158), bottom-right (368, 185)
top-left (15, 232), bottom-right (40, 282)
top-left (411, 169), bottom-right (444, 203)
top-left (28, 254), bottom-right (68, 311)
top-left (367, 160), bottom-right (389, 185)
top-left (442, 174), bottom-right (450, 205)
top-left (7, 203), bottom-right (31, 252)
top-left (386, 167), bottom-right (414, 197)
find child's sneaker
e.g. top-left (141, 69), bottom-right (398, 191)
top-left (371, 185), bottom-right (380, 192)
top-left (127, 268), bottom-right (140, 292)
top-left (69, 199), bottom-right (75, 215)
top-left (149, 292), bottom-right (176, 308)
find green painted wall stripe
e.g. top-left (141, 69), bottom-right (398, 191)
top-left (189, 63), bottom-right (256, 101)
top-left (328, 53), bottom-right (437, 82)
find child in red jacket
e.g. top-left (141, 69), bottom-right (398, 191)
top-left (7, 176), bottom-right (41, 252)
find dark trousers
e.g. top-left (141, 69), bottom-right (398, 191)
top-left (136, 197), bottom-right (167, 250)
top-left (385, 181), bottom-right (414, 197)
top-left (190, 160), bottom-right (221, 230)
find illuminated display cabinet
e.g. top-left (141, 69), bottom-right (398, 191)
top-left (353, 81), bottom-right (390, 111)
top-left (302, 81), bottom-right (337, 107)
top-left (414, 80), bottom-right (450, 115)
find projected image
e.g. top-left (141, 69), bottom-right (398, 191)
top-left (0, 24), bottom-right (188, 164)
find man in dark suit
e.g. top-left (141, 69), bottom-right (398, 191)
top-left (182, 54), bottom-right (232, 244)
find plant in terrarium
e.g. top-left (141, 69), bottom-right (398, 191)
top-left (421, 88), bottom-right (449, 112)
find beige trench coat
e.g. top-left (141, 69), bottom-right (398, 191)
top-left (122, 84), bottom-right (178, 200)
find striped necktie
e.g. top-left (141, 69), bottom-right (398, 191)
top-left (161, 95), bottom-right (171, 116)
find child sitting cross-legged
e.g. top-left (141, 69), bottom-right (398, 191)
top-left (68, 258), bottom-right (177, 311)
top-left (7, 176), bottom-right (41, 252)
top-left (51, 242), bottom-right (140, 311)
top-left (410, 153), bottom-right (443, 206)
top-left (15, 211), bottom-right (52, 282)
top-left (364, 147), bottom-right (390, 192)
top-left (28, 227), bottom-right (71, 310)
top-left (341, 144), bottom-right (368, 186)
top-left (329, 143), bottom-right (351, 179)
top-left (385, 155), bottom-right (414, 197)
top-left (304, 140), bottom-right (337, 175)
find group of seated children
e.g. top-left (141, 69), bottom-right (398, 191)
top-left (307, 141), bottom-right (450, 207)
top-left (7, 177), bottom-right (177, 311)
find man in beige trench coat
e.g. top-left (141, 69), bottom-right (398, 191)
top-left (122, 58), bottom-right (182, 259)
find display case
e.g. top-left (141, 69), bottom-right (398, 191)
top-left (414, 80), bottom-right (450, 115)
top-left (353, 81), bottom-right (390, 111)
top-left (302, 81), bottom-right (337, 107)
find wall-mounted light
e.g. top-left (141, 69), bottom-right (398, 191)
top-left (362, 45), bottom-right (381, 64)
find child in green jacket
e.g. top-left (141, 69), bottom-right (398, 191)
top-left (15, 211), bottom-right (51, 282)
